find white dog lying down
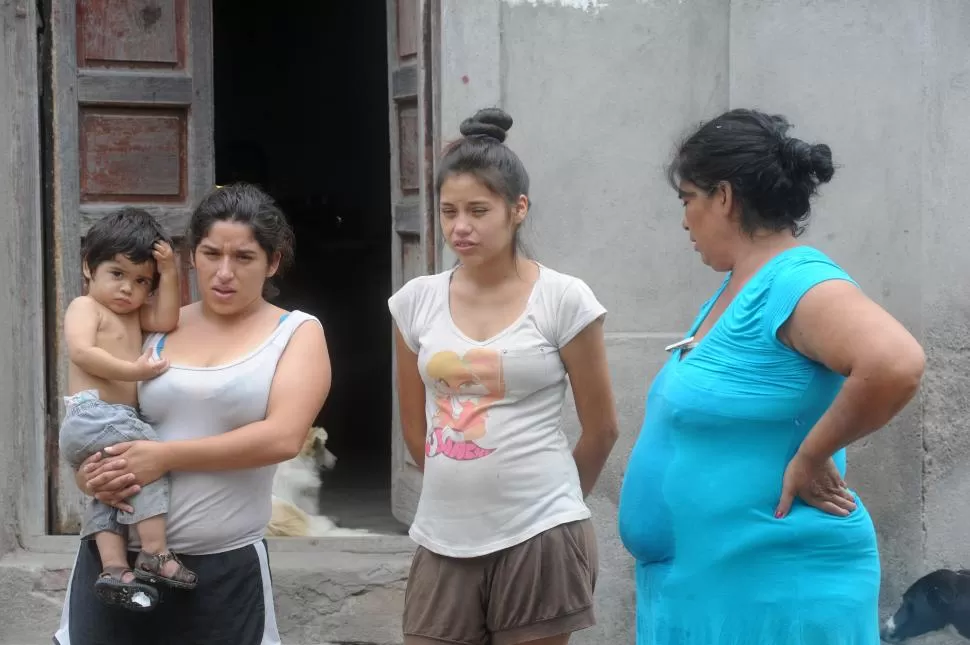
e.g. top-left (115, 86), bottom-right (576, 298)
top-left (267, 426), bottom-right (370, 538)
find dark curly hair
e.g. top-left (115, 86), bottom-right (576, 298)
top-left (82, 207), bottom-right (171, 290)
top-left (667, 109), bottom-right (836, 237)
top-left (188, 182), bottom-right (295, 297)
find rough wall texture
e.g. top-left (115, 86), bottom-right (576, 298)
top-left (918, 0), bottom-right (970, 582)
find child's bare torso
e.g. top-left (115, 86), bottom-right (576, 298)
top-left (68, 297), bottom-right (145, 407)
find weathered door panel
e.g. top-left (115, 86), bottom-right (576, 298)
top-left (388, 0), bottom-right (438, 526)
top-left (47, 0), bottom-right (213, 533)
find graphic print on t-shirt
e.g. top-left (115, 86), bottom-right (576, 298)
top-left (425, 348), bottom-right (504, 461)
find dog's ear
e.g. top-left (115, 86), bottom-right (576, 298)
top-left (928, 578), bottom-right (957, 611)
top-left (312, 436), bottom-right (322, 453)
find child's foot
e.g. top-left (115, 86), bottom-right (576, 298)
top-left (133, 550), bottom-right (198, 590)
top-left (93, 566), bottom-right (160, 612)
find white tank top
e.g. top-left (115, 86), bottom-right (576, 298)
top-left (133, 310), bottom-right (320, 555)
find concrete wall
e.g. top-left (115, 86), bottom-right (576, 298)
top-left (918, 0), bottom-right (970, 582)
top-left (444, 0), bottom-right (970, 643)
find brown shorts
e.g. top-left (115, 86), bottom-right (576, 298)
top-left (402, 519), bottom-right (598, 645)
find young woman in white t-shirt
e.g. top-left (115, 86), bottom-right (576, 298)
top-left (388, 107), bottom-right (619, 645)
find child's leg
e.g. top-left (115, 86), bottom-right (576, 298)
top-left (94, 530), bottom-right (134, 583)
top-left (131, 514), bottom-right (198, 589)
top-left (134, 515), bottom-right (191, 579)
top-left (114, 415), bottom-right (198, 588)
top-left (60, 398), bottom-right (163, 607)
top-left (135, 515), bottom-right (168, 556)
top-left (84, 507), bottom-right (160, 612)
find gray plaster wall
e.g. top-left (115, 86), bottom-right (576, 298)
top-left (918, 0), bottom-right (970, 583)
top-left (444, 0), bottom-right (970, 643)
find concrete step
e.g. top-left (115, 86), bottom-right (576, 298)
top-left (0, 549), bottom-right (409, 645)
top-left (0, 532), bottom-right (637, 645)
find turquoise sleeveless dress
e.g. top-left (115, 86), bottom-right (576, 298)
top-left (618, 246), bottom-right (880, 645)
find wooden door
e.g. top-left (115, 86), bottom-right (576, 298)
top-left (46, 0), bottom-right (214, 533)
top-left (388, 0), bottom-right (439, 526)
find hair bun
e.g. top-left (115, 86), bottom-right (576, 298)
top-left (808, 143), bottom-right (835, 183)
top-left (459, 107), bottom-right (513, 143)
top-left (780, 137), bottom-right (835, 185)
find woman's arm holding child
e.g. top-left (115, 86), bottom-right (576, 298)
top-left (94, 321), bottom-right (332, 487)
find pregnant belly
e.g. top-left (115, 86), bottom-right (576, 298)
top-left (619, 428), bottom-right (877, 569)
top-left (618, 423), bottom-right (675, 563)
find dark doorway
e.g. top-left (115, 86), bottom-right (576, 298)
top-left (213, 2), bottom-right (403, 534)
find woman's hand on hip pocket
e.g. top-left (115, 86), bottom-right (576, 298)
top-left (103, 440), bottom-right (169, 489)
top-left (77, 451), bottom-right (140, 514)
top-left (775, 451), bottom-right (857, 519)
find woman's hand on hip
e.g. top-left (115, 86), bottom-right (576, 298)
top-left (775, 451), bottom-right (857, 519)
top-left (76, 451), bottom-right (141, 514)
top-left (102, 440), bottom-right (170, 489)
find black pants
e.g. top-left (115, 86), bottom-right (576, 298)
top-left (54, 539), bottom-right (279, 645)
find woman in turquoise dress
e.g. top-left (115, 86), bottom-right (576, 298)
top-left (618, 109), bottom-right (925, 645)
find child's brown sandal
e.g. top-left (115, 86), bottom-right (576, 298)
top-left (133, 550), bottom-right (198, 590)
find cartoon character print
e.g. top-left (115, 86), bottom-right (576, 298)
top-left (424, 348), bottom-right (505, 461)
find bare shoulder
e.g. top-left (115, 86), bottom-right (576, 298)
top-left (67, 294), bottom-right (101, 314)
top-left (64, 295), bottom-right (104, 325)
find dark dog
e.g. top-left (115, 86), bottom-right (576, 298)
top-left (881, 569), bottom-right (970, 642)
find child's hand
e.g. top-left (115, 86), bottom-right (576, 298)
top-left (152, 241), bottom-right (176, 275)
top-left (130, 348), bottom-right (170, 381)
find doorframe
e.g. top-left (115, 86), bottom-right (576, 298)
top-left (423, 0), bottom-right (442, 272)
top-left (39, 0), bottom-right (214, 536)
top-left (21, 0), bottom-right (442, 552)
top-left (2, 0), bottom-right (48, 551)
